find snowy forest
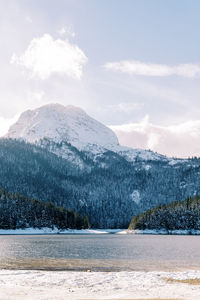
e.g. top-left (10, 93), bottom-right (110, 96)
top-left (0, 188), bottom-right (90, 230)
top-left (1, 138), bottom-right (200, 228)
top-left (129, 195), bottom-right (200, 231)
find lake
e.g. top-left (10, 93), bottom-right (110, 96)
top-left (0, 234), bottom-right (200, 271)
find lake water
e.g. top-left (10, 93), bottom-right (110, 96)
top-left (0, 234), bottom-right (200, 271)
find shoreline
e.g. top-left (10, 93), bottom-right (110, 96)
top-left (0, 228), bottom-right (200, 235)
top-left (0, 228), bottom-right (128, 235)
top-left (130, 229), bottom-right (200, 235)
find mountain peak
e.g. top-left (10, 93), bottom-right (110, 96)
top-left (6, 103), bottom-right (119, 150)
top-left (38, 103), bottom-right (86, 114)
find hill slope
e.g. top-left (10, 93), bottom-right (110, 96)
top-left (1, 139), bottom-right (200, 228)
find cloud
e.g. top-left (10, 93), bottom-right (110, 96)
top-left (25, 15), bottom-right (33, 24)
top-left (11, 34), bottom-right (87, 80)
top-left (58, 26), bottom-right (75, 37)
top-left (0, 115), bottom-right (19, 136)
top-left (110, 117), bottom-right (200, 158)
top-left (104, 60), bottom-right (200, 78)
top-left (107, 102), bottom-right (143, 113)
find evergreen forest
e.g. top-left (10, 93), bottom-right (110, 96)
top-left (129, 195), bottom-right (200, 231)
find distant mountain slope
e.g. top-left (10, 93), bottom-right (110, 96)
top-left (4, 103), bottom-right (200, 228)
top-left (1, 138), bottom-right (200, 228)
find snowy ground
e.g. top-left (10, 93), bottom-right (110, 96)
top-left (0, 228), bottom-right (127, 235)
top-left (0, 269), bottom-right (200, 299)
top-left (131, 229), bottom-right (200, 235)
top-left (1, 227), bottom-right (200, 235)
top-left (2, 227), bottom-right (200, 235)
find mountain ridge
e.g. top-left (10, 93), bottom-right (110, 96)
top-left (6, 103), bottom-right (171, 165)
top-left (0, 137), bottom-right (199, 228)
top-left (3, 103), bottom-right (197, 228)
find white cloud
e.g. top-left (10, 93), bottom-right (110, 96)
top-left (107, 102), bottom-right (143, 113)
top-left (0, 115), bottom-right (19, 136)
top-left (11, 34), bottom-right (87, 80)
top-left (104, 60), bottom-right (200, 78)
top-left (58, 26), bottom-right (75, 37)
top-left (110, 117), bottom-right (200, 158)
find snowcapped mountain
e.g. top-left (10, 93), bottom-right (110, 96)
top-left (7, 104), bottom-right (119, 150)
top-left (2, 104), bottom-right (198, 227)
top-left (6, 103), bottom-right (171, 165)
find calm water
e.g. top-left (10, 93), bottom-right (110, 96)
top-left (0, 234), bottom-right (200, 271)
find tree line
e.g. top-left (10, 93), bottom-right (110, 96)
top-left (0, 188), bottom-right (90, 230)
top-left (129, 194), bottom-right (200, 231)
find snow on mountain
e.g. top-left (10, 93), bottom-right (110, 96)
top-left (6, 103), bottom-right (170, 163)
top-left (115, 147), bottom-right (169, 162)
top-left (6, 103), bottom-right (119, 149)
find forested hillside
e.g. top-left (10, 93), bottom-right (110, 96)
top-left (0, 188), bottom-right (90, 230)
top-left (1, 138), bottom-right (200, 228)
top-left (129, 195), bottom-right (200, 231)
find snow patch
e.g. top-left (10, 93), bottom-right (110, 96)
top-left (130, 190), bottom-right (141, 205)
top-left (144, 164), bottom-right (151, 170)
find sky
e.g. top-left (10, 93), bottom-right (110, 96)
top-left (1, 0), bottom-right (200, 158)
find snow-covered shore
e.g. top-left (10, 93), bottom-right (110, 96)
top-left (130, 228), bottom-right (200, 235)
top-left (1, 227), bottom-right (200, 235)
top-left (0, 269), bottom-right (200, 299)
top-left (0, 228), bottom-right (128, 235)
